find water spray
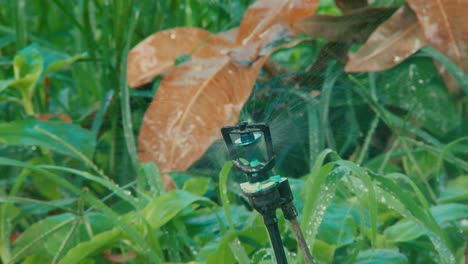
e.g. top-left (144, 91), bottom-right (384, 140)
top-left (221, 121), bottom-right (313, 264)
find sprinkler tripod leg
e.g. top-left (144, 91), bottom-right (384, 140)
top-left (288, 218), bottom-right (314, 264)
top-left (263, 214), bottom-right (288, 264)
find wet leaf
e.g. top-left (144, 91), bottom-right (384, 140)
top-left (407, 0), bottom-right (468, 73)
top-left (385, 203), bottom-right (468, 243)
top-left (229, 23), bottom-right (293, 66)
top-left (407, 0), bottom-right (468, 94)
top-left (236, 0), bottom-right (319, 45)
top-left (294, 7), bottom-right (397, 44)
top-left (127, 27), bottom-right (211, 88)
top-left (345, 5), bottom-right (427, 72)
top-left (375, 57), bottom-right (459, 135)
top-left (138, 56), bottom-right (265, 173)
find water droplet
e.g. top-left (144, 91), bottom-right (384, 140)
top-left (393, 56), bottom-right (401, 62)
top-left (170, 33), bottom-right (176, 39)
top-left (31, 146), bottom-right (37, 151)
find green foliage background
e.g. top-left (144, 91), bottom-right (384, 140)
top-left (0, 0), bottom-right (467, 263)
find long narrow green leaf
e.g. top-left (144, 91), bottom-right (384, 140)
top-left (372, 173), bottom-right (455, 264)
top-left (219, 162), bottom-right (235, 231)
top-left (58, 229), bottom-right (121, 264)
top-left (0, 158), bottom-right (158, 262)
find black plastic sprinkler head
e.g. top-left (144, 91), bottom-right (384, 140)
top-left (221, 121), bottom-right (276, 183)
top-left (221, 121), bottom-right (314, 264)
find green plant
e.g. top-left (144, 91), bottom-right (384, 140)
top-left (0, 0), bottom-right (466, 263)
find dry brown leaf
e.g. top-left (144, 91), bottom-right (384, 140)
top-left (192, 34), bottom-right (238, 58)
top-left (294, 7), bottom-right (396, 44)
top-left (127, 27), bottom-right (211, 88)
top-left (230, 23), bottom-right (293, 66)
top-left (408, 0), bottom-right (468, 70)
top-left (138, 56), bottom-right (266, 174)
top-left (236, 0), bottom-right (319, 45)
top-left (216, 27), bottom-right (239, 44)
top-left (345, 5), bottom-right (427, 72)
top-left (335, 0), bottom-right (368, 13)
top-left (408, 0), bottom-right (468, 94)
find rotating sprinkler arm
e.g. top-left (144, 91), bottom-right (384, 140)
top-left (221, 121), bottom-right (313, 264)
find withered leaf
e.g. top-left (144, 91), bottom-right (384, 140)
top-left (345, 5), bottom-right (427, 72)
top-left (138, 56), bottom-right (266, 174)
top-left (408, 0), bottom-right (468, 70)
top-left (127, 27), bottom-right (211, 88)
top-left (236, 0), bottom-right (319, 45)
top-left (216, 27), bottom-right (239, 44)
top-left (230, 23), bottom-right (293, 66)
top-left (294, 7), bottom-right (397, 44)
top-left (408, 0), bottom-right (468, 93)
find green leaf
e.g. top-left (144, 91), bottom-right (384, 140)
top-left (138, 162), bottom-right (164, 197)
top-left (373, 174), bottom-right (456, 264)
top-left (385, 203), bottom-right (468, 242)
top-left (11, 46), bottom-right (43, 93)
top-left (183, 177), bottom-right (211, 196)
top-left (355, 249), bottom-right (409, 264)
top-left (316, 203), bottom-right (360, 248)
top-left (375, 57), bottom-right (460, 135)
top-left (311, 239), bottom-right (336, 264)
top-left (402, 150), bottom-right (438, 181)
top-left (12, 213), bottom-right (113, 262)
top-left (58, 229), bottom-right (121, 264)
top-left (44, 53), bottom-right (86, 75)
top-left (141, 190), bottom-right (215, 230)
top-left (219, 162), bottom-right (235, 231)
top-left (207, 226), bottom-right (268, 264)
top-left (0, 118), bottom-right (96, 159)
top-left (438, 176), bottom-right (468, 203)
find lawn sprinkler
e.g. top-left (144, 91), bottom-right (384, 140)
top-left (221, 121), bottom-right (313, 264)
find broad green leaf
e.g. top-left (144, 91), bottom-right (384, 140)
top-left (45, 53), bottom-right (86, 75)
top-left (402, 150), bottom-right (438, 181)
top-left (183, 177), bottom-right (211, 196)
top-left (207, 226), bottom-right (268, 264)
top-left (0, 158), bottom-right (158, 261)
top-left (141, 190), bottom-right (214, 229)
top-left (336, 160), bottom-right (378, 246)
top-left (12, 213), bottom-right (113, 262)
top-left (375, 58), bottom-right (459, 135)
top-left (27, 156), bottom-right (60, 200)
top-left (316, 203), bottom-right (360, 248)
top-left (311, 239), bottom-right (336, 264)
top-left (58, 229), bottom-right (121, 264)
top-left (0, 34), bottom-right (15, 49)
top-left (23, 44), bottom-right (85, 76)
top-left (0, 80), bottom-right (12, 93)
top-left (0, 118), bottom-right (96, 159)
top-left (385, 203), bottom-right (468, 242)
top-left (372, 174), bottom-right (455, 264)
top-left (11, 47), bottom-right (43, 93)
top-left (438, 176), bottom-right (468, 203)
top-left (355, 249), bottom-right (409, 264)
